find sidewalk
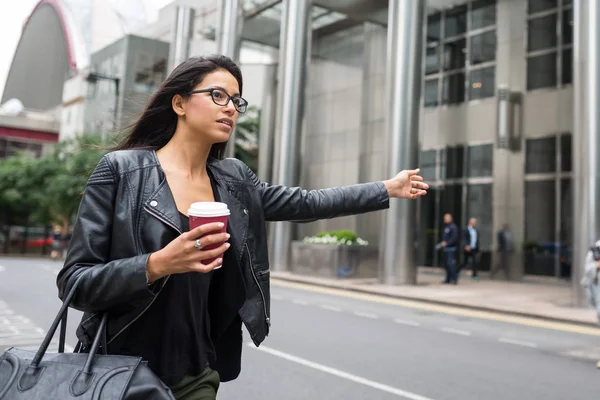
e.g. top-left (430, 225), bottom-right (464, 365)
top-left (271, 267), bottom-right (600, 327)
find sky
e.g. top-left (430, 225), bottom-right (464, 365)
top-left (0, 0), bottom-right (174, 99)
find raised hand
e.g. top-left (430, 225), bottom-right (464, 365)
top-left (383, 168), bottom-right (429, 199)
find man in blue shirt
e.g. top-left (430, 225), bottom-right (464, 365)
top-left (460, 218), bottom-right (481, 281)
top-left (440, 213), bottom-right (459, 284)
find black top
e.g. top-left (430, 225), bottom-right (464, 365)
top-left (112, 212), bottom-right (215, 386)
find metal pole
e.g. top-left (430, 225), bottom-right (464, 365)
top-left (257, 64), bottom-right (278, 183)
top-left (218, 0), bottom-right (243, 158)
top-left (573, 0), bottom-right (599, 306)
top-left (270, 0), bottom-right (311, 272)
top-left (168, 6), bottom-right (195, 71)
top-left (379, 0), bottom-right (426, 285)
top-left (112, 78), bottom-right (120, 134)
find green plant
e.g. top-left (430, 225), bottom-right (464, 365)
top-left (304, 230), bottom-right (368, 246)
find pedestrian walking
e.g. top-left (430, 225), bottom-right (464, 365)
top-left (460, 218), bottom-right (480, 281)
top-left (56, 55), bottom-right (429, 399)
top-left (491, 224), bottom-right (513, 280)
top-left (580, 240), bottom-right (600, 369)
top-left (439, 213), bottom-right (459, 284)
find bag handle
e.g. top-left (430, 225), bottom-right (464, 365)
top-left (30, 275), bottom-right (107, 369)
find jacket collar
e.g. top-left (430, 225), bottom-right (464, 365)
top-left (144, 151), bottom-right (250, 264)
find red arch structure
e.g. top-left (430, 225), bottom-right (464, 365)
top-left (25, 0), bottom-right (79, 72)
top-left (1, 0), bottom-right (85, 110)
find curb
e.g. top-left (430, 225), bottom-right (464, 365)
top-left (271, 274), bottom-right (600, 329)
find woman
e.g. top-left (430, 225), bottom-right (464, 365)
top-left (581, 240), bottom-right (600, 368)
top-left (57, 54), bottom-right (428, 399)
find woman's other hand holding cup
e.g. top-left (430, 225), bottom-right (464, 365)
top-left (146, 222), bottom-right (229, 283)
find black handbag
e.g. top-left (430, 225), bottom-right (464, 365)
top-left (0, 278), bottom-right (175, 399)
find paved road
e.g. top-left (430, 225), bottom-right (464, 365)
top-left (1, 257), bottom-right (599, 399)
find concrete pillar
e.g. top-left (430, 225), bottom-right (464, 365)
top-left (270, 0), bottom-right (312, 272)
top-left (379, 0), bottom-right (426, 285)
top-left (217, 0), bottom-right (243, 158)
top-left (168, 6), bottom-right (195, 71)
top-left (572, 0), bottom-right (599, 306)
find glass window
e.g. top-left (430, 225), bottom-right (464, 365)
top-left (445, 5), bottom-right (467, 38)
top-left (424, 79), bottom-right (439, 108)
top-left (427, 13), bottom-right (442, 43)
top-left (446, 145), bottom-right (465, 179)
top-left (526, 136), bottom-right (556, 173)
top-left (440, 184), bottom-right (463, 231)
top-left (419, 150), bottom-right (437, 180)
top-left (562, 48), bottom-right (572, 85)
top-left (562, 8), bottom-right (573, 45)
top-left (528, 14), bottom-right (558, 52)
top-left (469, 66), bottom-right (495, 100)
top-left (466, 184), bottom-right (493, 251)
top-left (470, 31), bottom-right (496, 65)
top-left (442, 72), bottom-right (465, 105)
top-left (467, 144), bottom-right (493, 177)
top-left (439, 148), bottom-right (447, 180)
top-left (560, 134), bottom-right (572, 172)
top-left (443, 38), bottom-right (466, 71)
top-left (560, 178), bottom-right (573, 245)
top-left (471, 0), bottom-right (496, 30)
top-left (425, 46), bottom-right (440, 75)
top-left (524, 180), bottom-right (556, 276)
top-left (527, 52), bottom-right (557, 90)
top-left (528, 0), bottom-right (558, 14)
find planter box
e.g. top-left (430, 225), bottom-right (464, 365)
top-left (290, 241), bottom-right (379, 278)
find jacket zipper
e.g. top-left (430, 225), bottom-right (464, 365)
top-left (246, 244), bottom-right (271, 327)
top-left (107, 206), bottom-right (178, 345)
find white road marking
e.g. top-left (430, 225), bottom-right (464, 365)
top-left (354, 311), bottom-right (378, 319)
top-left (498, 338), bottom-right (538, 348)
top-left (394, 319), bottom-right (421, 327)
top-left (292, 299), bottom-right (308, 305)
top-left (320, 305), bottom-right (342, 312)
top-left (0, 300), bottom-right (74, 353)
top-left (250, 344), bottom-right (436, 400)
top-left (441, 327), bottom-right (472, 336)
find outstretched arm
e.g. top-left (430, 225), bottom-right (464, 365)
top-left (243, 162), bottom-right (428, 222)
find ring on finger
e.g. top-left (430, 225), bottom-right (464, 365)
top-left (194, 239), bottom-right (204, 250)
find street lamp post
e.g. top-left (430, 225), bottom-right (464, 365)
top-left (85, 72), bottom-right (121, 138)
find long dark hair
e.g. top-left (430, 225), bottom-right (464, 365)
top-left (113, 54), bottom-right (243, 159)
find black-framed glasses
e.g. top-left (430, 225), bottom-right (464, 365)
top-left (189, 88), bottom-right (248, 113)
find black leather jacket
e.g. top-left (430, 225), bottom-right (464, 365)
top-left (57, 149), bottom-right (389, 379)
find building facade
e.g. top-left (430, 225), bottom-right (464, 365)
top-left (83, 35), bottom-right (170, 134)
top-left (239, 0), bottom-right (578, 281)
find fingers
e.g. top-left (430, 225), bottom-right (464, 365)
top-left (191, 256), bottom-right (224, 273)
top-left (185, 222), bottom-right (225, 239)
top-left (198, 242), bottom-right (230, 262)
top-left (192, 232), bottom-right (230, 250)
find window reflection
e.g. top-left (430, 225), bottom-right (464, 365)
top-left (444, 5), bottom-right (467, 38)
top-left (525, 136), bottom-right (556, 174)
top-left (527, 53), bottom-right (557, 90)
top-left (528, 14), bottom-right (558, 52)
top-left (470, 31), bottom-right (496, 65)
top-left (528, 0), bottom-right (558, 14)
top-left (442, 73), bottom-right (465, 105)
top-left (443, 39), bottom-right (466, 71)
top-left (471, 0), bottom-right (496, 30)
top-left (469, 67), bottom-right (495, 100)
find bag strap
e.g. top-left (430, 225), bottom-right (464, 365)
top-left (30, 275), bottom-right (108, 368)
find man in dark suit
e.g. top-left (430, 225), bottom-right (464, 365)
top-left (461, 218), bottom-right (481, 281)
top-left (440, 213), bottom-right (459, 284)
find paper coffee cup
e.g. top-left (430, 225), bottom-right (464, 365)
top-left (188, 202), bottom-right (230, 266)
